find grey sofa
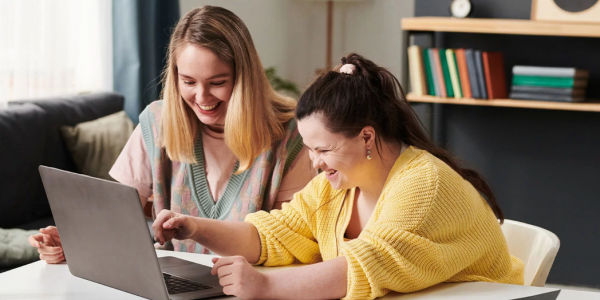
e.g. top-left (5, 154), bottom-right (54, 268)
top-left (0, 92), bottom-right (124, 271)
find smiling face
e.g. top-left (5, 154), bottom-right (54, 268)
top-left (298, 114), bottom-right (372, 190)
top-left (177, 43), bottom-right (235, 132)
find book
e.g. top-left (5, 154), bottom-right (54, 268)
top-left (482, 51), bottom-right (508, 99)
top-left (428, 49), bottom-right (441, 97)
top-left (418, 48), bottom-right (428, 95)
top-left (509, 92), bottom-right (585, 102)
top-left (465, 49), bottom-right (481, 99)
top-left (474, 50), bottom-right (488, 99)
top-left (439, 48), bottom-right (454, 98)
top-left (446, 49), bottom-right (463, 99)
top-left (455, 49), bottom-right (472, 99)
top-left (432, 49), bottom-right (447, 98)
top-left (422, 48), bottom-right (435, 96)
top-left (513, 66), bottom-right (589, 79)
top-left (512, 75), bottom-right (588, 88)
top-left (408, 46), bottom-right (427, 96)
top-left (453, 52), bottom-right (464, 98)
top-left (510, 85), bottom-right (585, 96)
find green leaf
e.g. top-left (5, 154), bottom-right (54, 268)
top-left (265, 67), bottom-right (300, 96)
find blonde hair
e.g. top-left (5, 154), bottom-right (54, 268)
top-left (161, 6), bottom-right (296, 172)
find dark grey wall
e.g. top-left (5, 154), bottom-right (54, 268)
top-left (415, 0), bottom-right (531, 19)
top-left (414, 0), bottom-right (600, 287)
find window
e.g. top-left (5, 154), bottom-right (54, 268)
top-left (0, 0), bottom-right (113, 106)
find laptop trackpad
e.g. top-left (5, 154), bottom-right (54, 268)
top-left (158, 256), bottom-right (219, 284)
top-left (158, 256), bottom-right (224, 299)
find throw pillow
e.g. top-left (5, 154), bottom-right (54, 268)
top-left (0, 228), bottom-right (42, 268)
top-left (60, 110), bottom-right (134, 180)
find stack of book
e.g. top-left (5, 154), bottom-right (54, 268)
top-left (408, 45), bottom-right (507, 100)
top-left (509, 66), bottom-right (589, 102)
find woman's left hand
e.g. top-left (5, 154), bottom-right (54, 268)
top-left (211, 256), bottom-right (269, 300)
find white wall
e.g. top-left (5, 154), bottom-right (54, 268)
top-left (179, 0), bottom-right (414, 90)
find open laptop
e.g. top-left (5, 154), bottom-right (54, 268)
top-left (39, 166), bottom-right (224, 300)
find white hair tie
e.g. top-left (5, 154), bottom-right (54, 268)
top-left (340, 64), bottom-right (356, 75)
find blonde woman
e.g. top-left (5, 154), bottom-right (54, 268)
top-left (29, 6), bottom-right (316, 261)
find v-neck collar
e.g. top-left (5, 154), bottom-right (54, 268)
top-left (187, 130), bottom-right (251, 220)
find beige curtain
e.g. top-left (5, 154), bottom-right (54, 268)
top-left (0, 0), bottom-right (113, 107)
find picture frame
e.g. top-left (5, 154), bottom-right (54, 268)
top-left (531, 0), bottom-right (600, 24)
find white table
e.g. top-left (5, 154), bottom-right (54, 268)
top-left (0, 250), bottom-right (598, 300)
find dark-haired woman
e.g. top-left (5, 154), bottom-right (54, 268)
top-left (151, 54), bottom-right (524, 300)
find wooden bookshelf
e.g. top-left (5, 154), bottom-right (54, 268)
top-left (401, 17), bottom-right (600, 38)
top-left (407, 94), bottom-right (600, 112)
top-left (402, 17), bottom-right (600, 113)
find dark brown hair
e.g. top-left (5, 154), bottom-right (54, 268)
top-left (296, 53), bottom-right (504, 223)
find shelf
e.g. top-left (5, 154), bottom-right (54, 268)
top-left (401, 17), bottom-right (600, 38)
top-left (406, 94), bottom-right (600, 112)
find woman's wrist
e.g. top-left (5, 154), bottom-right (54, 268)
top-left (261, 272), bottom-right (277, 299)
top-left (189, 216), bottom-right (205, 242)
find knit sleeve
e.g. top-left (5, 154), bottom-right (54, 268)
top-left (340, 157), bottom-right (495, 299)
top-left (245, 175), bottom-right (328, 267)
top-left (341, 224), bottom-right (453, 299)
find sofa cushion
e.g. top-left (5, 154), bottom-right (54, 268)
top-left (0, 104), bottom-right (50, 228)
top-left (1, 93), bottom-right (124, 228)
top-left (0, 228), bottom-right (41, 268)
top-left (60, 110), bottom-right (134, 181)
top-left (12, 92), bottom-right (125, 126)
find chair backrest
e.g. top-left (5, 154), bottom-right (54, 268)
top-left (501, 219), bottom-right (560, 287)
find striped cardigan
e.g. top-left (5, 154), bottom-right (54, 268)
top-left (139, 100), bottom-right (305, 254)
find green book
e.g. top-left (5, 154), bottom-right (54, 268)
top-left (439, 48), bottom-right (454, 97)
top-left (422, 48), bottom-right (435, 96)
top-left (512, 75), bottom-right (587, 88)
top-left (452, 52), bottom-right (463, 97)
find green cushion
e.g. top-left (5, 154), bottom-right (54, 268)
top-left (0, 228), bottom-right (40, 268)
top-left (60, 111), bottom-right (134, 181)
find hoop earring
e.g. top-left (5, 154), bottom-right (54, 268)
top-left (367, 149), bottom-right (372, 160)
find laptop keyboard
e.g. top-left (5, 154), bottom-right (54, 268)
top-left (163, 273), bottom-right (213, 295)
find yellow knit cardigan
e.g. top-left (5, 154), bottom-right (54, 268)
top-left (245, 146), bottom-right (524, 299)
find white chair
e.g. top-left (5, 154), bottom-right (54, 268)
top-left (501, 219), bottom-right (560, 287)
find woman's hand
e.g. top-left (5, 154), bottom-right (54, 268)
top-left (211, 256), bottom-right (270, 300)
top-left (28, 226), bottom-right (65, 264)
top-left (152, 209), bottom-right (199, 245)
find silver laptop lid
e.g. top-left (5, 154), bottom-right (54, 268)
top-left (39, 166), bottom-right (169, 300)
